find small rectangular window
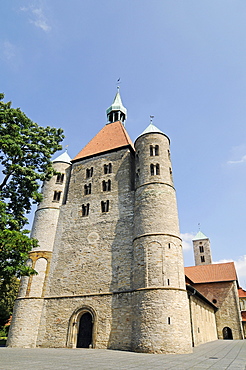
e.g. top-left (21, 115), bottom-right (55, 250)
top-left (150, 145), bottom-right (153, 156)
top-left (104, 163), bottom-right (112, 174)
top-left (102, 180), bottom-right (111, 192)
top-left (168, 317), bottom-right (171, 325)
top-left (56, 173), bottom-right (64, 184)
top-left (82, 203), bottom-right (90, 216)
top-left (101, 200), bottom-right (109, 213)
top-left (199, 246), bottom-right (204, 253)
top-left (53, 191), bottom-right (61, 202)
top-left (86, 167), bottom-right (93, 178)
top-left (201, 255), bottom-right (205, 263)
top-left (84, 183), bottom-right (92, 195)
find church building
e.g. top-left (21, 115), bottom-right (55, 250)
top-left (7, 91), bottom-right (244, 352)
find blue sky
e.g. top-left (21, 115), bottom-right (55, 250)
top-left (1, 1), bottom-right (246, 287)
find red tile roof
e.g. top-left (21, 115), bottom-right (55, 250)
top-left (241, 311), bottom-right (246, 322)
top-left (72, 121), bottom-right (134, 162)
top-left (184, 262), bottom-right (237, 284)
top-left (238, 288), bottom-right (246, 298)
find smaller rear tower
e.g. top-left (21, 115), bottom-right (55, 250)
top-left (193, 231), bottom-right (212, 265)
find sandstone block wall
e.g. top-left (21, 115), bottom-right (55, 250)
top-left (189, 294), bottom-right (217, 346)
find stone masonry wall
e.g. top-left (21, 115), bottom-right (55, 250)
top-left (193, 281), bottom-right (243, 340)
top-left (189, 294), bottom-right (217, 346)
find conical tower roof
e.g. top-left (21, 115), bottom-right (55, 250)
top-left (53, 150), bottom-right (71, 164)
top-left (72, 121), bottom-right (134, 162)
top-left (192, 231), bottom-right (209, 241)
top-left (139, 123), bottom-right (164, 136)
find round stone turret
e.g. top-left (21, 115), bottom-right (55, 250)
top-left (132, 123), bottom-right (192, 354)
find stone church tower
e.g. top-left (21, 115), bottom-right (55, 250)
top-left (193, 231), bottom-right (212, 265)
top-left (8, 91), bottom-right (192, 354)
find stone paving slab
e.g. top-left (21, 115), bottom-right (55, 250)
top-left (0, 340), bottom-right (245, 370)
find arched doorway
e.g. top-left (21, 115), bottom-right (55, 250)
top-left (77, 312), bottom-right (93, 348)
top-left (223, 327), bottom-right (233, 339)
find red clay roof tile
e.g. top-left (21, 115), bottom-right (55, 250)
top-left (72, 121), bottom-right (134, 162)
top-left (238, 288), bottom-right (246, 298)
top-left (184, 262), bottom-right (237, 284)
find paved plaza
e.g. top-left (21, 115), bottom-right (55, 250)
top-left (0, 340), bottom-right (245, 370)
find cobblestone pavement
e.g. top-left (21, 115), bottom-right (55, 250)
top-left (0, 340), bottom-right (246, 370)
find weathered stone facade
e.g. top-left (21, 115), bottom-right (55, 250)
top-left (8, 93), bottom-right (193, 353)
top-left (7, 92), bottom-right (243, 353)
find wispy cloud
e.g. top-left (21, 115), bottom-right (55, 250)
top-left (1, 41), bottom-right (21, 70)
top-left (181, 232), bottom-right (195, 251)
top-left (3, 41), bottom-right (16, 61)
top-left (20, 3), bottom-right (51, 32)
top-left (227, 155), bottom-right (246, 164)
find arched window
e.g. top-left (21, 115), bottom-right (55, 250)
top-left (86, 167), bottom-right (93, 178)
top-left (102, 179), bottom-right (111, 191)
top-left (104, 163), bottom-right (112, 174)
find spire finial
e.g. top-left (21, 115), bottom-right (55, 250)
top-left (117, 78), bottom-right (121, 92)
top-left (150, 115), bottom-right (154, 124)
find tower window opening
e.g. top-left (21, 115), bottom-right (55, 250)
top-left (201, 255), bottom-right (205, 263)
top-left (168, 243), bottom-right (171, 249)
top-left (101, 200), bottom-right (109, 213)
top-left (150, 164), bottom-right (160, 176)
top-left (53, 191), bottom-right (62, 202)
top-left (104, 163), bottom-right (112, 174)
top-left (155, 145), bottom-right (159, 156)
top-left (84, 183), bottom-right (92, 195)
top-left (86, 167), bottom-right (93, 178)
top-left (56, 173), bottom-right (64, 184)
top-left (199, 246), bottom-right (204, 253)
top-left (168, 317), bottom-right (171, 325)
top-left (167, 149), bottom-right (170, 159)
top-left (82, 203), bottom-right (90, 217)
top-left (167, 279), bottom-right (170, 286)
top-left (150, 145), bottom-right (159, 156)
top-left (102, 180), bottom-right (111, 192)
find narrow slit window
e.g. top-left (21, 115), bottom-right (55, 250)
top-left (156, 163), bottom-right (160, 175)
top-left (154, 145), bottom-right (159, 156)
top-left (167, 279), bottom-right (170, 286)
top-left (201, 255), bottom-right (205, 263)
top-left (199, 246), bottom-right (204, 253)
top-left (150, 164), bottom-right (155, 176)
top-left (168, 317), bottom-right (171, 325)
top-left (150, 145), bottom-right (154, 156)
top-left (53, 191), bottom-right (61, 202)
